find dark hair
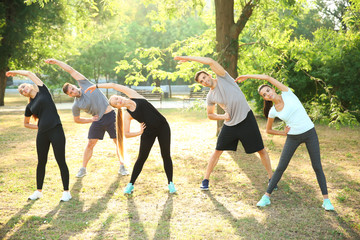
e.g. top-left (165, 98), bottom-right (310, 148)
top-left (263, 100), bottom-right (273, 118)
top-left (194, 71), bottom-right (209, 82)
top-left (258, 84), bottom-right (273, 118)
top-left (62, 83), bottom-right (71, 94)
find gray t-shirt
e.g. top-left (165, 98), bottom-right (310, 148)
top-left (72, 79), bottom-right (109, 120)
top-left (207, 72), bottom-right (251, 126)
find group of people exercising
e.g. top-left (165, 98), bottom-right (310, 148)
top-left (6, 56), bottom-right (334, 211)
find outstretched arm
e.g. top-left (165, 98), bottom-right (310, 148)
top-left (174, 56), bottom-right (226, 77)
top-left (85, 83), bottom-right (143, 99)
top-left (236, 74), bottom-right (288, 92)
top-left (6, 70), bottom-right (43, 86)
top-left (45, 59), bottom-right (86, 81)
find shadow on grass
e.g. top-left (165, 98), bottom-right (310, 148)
top-left (153, 194), bottom-right (173, 240)
top-left (93, 214), bottom-right (116, 240)
top-left (228, 148), bottom-right (360, 238)
top-left (204, 191), bottom-right (260, 238)
top-left (127, 196), bottom-right (149, 240)
top-left (7, 176), bottom-right (121, 239)
top-left (0, 201), bottom-right (35, 239)
top-left (228, 151), bottom-right (271, 195)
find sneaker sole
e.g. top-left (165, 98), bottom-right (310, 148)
top-left (76, 173), bottom-right (86, 178)
top-left (28, 197), bottom-right (41, 200)
top-left (60, 198), bottom-right (72, 202)
top-left (256, 203), bottom-right (270, 207)
top-left (200, 188), bottom-right (209, 191)
top-left (322, 205), bottom-right (335, 211)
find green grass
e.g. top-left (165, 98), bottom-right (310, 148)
top-left (1, 94), bottom-right (360, 239)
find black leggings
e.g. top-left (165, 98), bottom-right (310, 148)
top-left (130, 123), bottom-right (173, 184)
top-left (267, 128), bottom-right (328, 195)
top-left (36, 125), bottom-right (69, 190)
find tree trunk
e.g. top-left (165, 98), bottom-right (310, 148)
top-left (106, 73), bottom-right (109, 98)
top-left (215, 0), bottom-right (237, 135)
top-left (168, 78), bottom-right (172, 98)
top-left (214, 0), bottom-right (257, 135)
top-left (0, 69), bottom-right (6, 106)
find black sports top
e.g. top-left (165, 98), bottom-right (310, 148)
top-left (25, 84), bottom-right (62, 134)
top-left (127, 98), bottom-right (167, 133)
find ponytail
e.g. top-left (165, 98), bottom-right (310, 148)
top-left (116, 108), bottom-right (124, 161)
top-left (263, 100), bottom-right (273, 119)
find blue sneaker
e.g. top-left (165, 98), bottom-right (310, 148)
top-left (268, 178), bottom-right (278, 191)
top-left (200, 179), bottom-right (209, 191)
top-left (256, 195), bottom-right (271, 207)
top-left (168, 182), bottom-right (176, 194)
top-left (124, 183), bottom-right (134, 194)
top-left (322, 199), bottom-right (335, 211)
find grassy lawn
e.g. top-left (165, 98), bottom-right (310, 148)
top-left (0, 94), bottom-right (359, 239)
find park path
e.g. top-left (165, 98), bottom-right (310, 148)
top-left (0, 99), bottom-right (192, 113)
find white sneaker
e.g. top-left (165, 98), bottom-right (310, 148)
top-left (28, 190), bottom-right (43, 200)
top-left (118, 165), bottom-right (129, 175)
top-left (60, 191), bottom-right (72, 202)
top-left (76, 167), bottom-right (87, 178)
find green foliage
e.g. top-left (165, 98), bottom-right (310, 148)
top-left (233, 1), bottom-right (360, 126)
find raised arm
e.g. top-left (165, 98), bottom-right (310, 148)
top-left (6, 70), bottom-right (43, 86)
top-left (85, 83), bottom-right (143, 99)
top-left (45, 59), bottom-right (86, 81)
top-left (174, 56), bottom-right (226, 77)
top-left (236, 74), bottom-right (288, 92)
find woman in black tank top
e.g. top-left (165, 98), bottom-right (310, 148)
top-left (6, 70), bottom-right (71, 202)
top-left (85, 83), bottom-right (176, 194)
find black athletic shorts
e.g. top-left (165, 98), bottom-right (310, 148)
top-left (216, 110), bottom-right (264, 153)
top-left (88, 110), bottom-right (117, 140)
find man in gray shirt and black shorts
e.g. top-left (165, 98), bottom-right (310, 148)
top-left (45, 59), bottom-right (128, 177)
top-left (174, 56), bottom-right (276, 190)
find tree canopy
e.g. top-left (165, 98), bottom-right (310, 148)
top-left (1, 0), bottom-right (359, 126)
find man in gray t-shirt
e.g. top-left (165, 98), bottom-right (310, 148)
top-left (175, 56), bottom-right (275, 191)
top-left (45, 59), bottom-right (128, 177)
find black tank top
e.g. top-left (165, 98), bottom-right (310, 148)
top-left (25, 84), bottom-right (62, 134)
top-left (127, 98), bottom-right (167, 131)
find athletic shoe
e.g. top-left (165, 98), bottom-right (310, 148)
top-left (322, 199), bottom-right (335, 211)
top-left (60, 191), bottom-right (72, 202)
top-left (28, 190), bottom-right (43, 200)
top-left (168, 182), bottom-right (176, 194)
top-left (76, 167), bottom-right (87, 178)
top-left (268, 178), bottom-right (278, 191)
top-left (200, 179), bottom-right (209, 191)
top-left (118, 165), bottom-right (129, 176)
top-left (124, 183), bottom-right (134, 194)
top-left (256, 195), bottom-right (271, 207)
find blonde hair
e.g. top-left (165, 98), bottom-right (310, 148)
top-left (116, 106), bottom-right (124, 161)
top-left (18, 83), bottom-right (39, 121)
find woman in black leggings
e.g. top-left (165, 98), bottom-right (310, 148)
top-left (236, 74), bottom-right (334, 211)
top-left (6, 70), bottom-right (71, 202)
top-left (86, 83), bottom-right (176, 194)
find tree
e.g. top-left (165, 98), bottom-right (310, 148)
top-left (0, 0), bottom-right (87, 106)
top-left (0, 0), bottom-right (38, 106)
